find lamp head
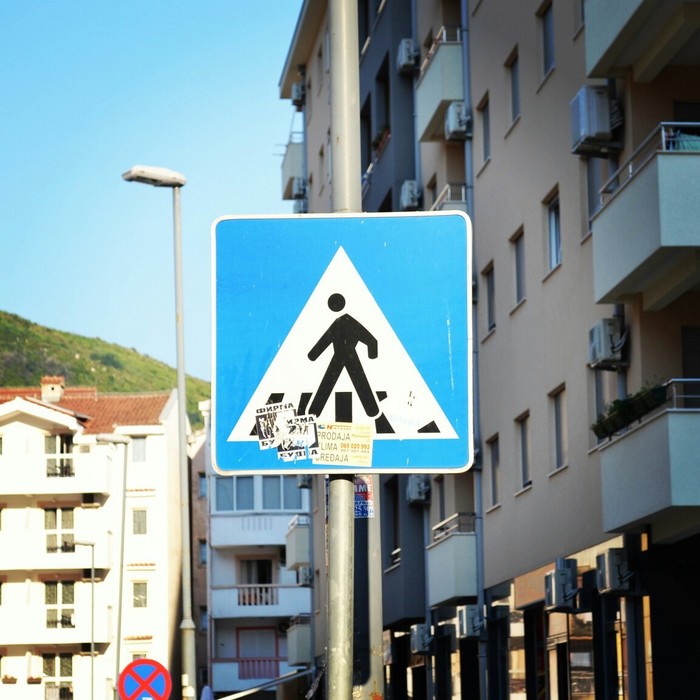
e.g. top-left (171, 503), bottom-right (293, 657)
top-left (122, 165), bottom-right (186, 188)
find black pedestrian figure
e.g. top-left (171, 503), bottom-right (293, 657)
top-left (307, 292), bottom-right (380, 419)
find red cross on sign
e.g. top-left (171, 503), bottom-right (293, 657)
top-left (118, 658), bottom-right (172, 700)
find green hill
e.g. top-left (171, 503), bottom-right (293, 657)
top-left (0, 310), bottom-right (210, 430)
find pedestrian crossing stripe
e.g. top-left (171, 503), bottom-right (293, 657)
top-left (227, 247), bottom-right (458, 443)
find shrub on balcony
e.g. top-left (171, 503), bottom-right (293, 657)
top-left (591, 384), bottom-right (667, 439)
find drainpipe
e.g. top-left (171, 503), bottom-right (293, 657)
top-left (411, 0), bottom-right (422, 196)
top-left (460, 3), bottom-right (488, 700)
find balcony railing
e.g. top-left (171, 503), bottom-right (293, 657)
top-left (430, 183), bottom-right (467, 212)
top-left (237, 584), bottom-right (278, 606)
top-left (432, 512), bottom-right (476, 542)
top-left (237, 657), bottom-right (281, 680)
top-left (600, 122), bottom-right (700, 208)
top-left (418, 26), bottom-right (462, 77)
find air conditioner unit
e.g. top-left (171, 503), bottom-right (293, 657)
top-left (457, 605), bottom-right (483, 639)
top-left (544, 558), bottom-right (578, 612)
top-left (596, 548), bottom-right (631, 594)
top-left (409, 623), bottom-right (431, 654)
top-left (299, 567), bottom-right (313, 587)
top-left (406, 474), bottom-right (430, 504)
top-left (400, 179), bottom-right (420, 211)
top-left (589, 318), bottom-right (622, 367)
top-left (291, 82), bottom-right (305, 110)
top-left (444, 101), bottom-right (470, 140)
top-left (291, 177), bottom-right (306, 199)
top-left (397, 38), bottom-right (418, 73)
top-left (571, 85), bottom-right (612, 154)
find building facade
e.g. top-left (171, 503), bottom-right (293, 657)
top-left (280, 0), bottom-right (700, 698)
top-left (0, 376), bottom-right (183, 699)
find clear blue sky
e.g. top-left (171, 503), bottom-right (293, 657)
top-left (0, 1), bottom-right (303, 382)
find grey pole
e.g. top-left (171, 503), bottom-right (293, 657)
top-left (172, 185), bottom-right (197, 699)
top-left (327, 1), bottom-right (362, 699)
top-left (75, 541), bottom-right (95, 700)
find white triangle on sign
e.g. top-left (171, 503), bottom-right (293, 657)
top-left (227, 247), bottom-right (457, 441)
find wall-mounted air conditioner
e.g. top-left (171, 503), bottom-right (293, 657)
top-left (596, 548), bottom-right (631, 594)
top-left (571, 85), bottom-right (613, 154)
top-left (400, 179), bottom-right (420, 211)
top-left (409, 623), bottom-right (431, 654)
top-left (544, 558), bottom-right (578, 612)
top-left (406, 474), bottom-right (430, 504)
top-left (445, 101), bottom-right (470, 140)
top-left (457, 605), bottom-right (483, 639)
top-left (291, 82), bottom-right (305, 110)
top-left (397, 38), bottom-right (418, 73)
top-left (291, 177), bottom-right (306, 199)
top-left (589, 318), bottom-right (622, 367)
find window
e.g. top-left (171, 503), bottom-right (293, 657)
top-left (45, 581), bottom-right (75, 628)
top-left (240, 559), bottom-right (273, 584)
top-left (507, 50), bottom-right (520, 122)
top-left (45, 434), bottom-right (74, 477)
top-left (132, 437), bottom-right (146, 462)
top-left (512, 228), bottom-right (526, 304)
top-left (198, 539), bottom-right (207, 565)
top-left (132, 509), bottom-right (147, 535)
top-left (198, 473), bottom-right (207, 498)
top-left (133, 581), bottom-right (148, 608)
top-left (199, 606), bottom-right (208, 632)
top-left (43, 653), bottom-right (73, 697)
top-left (516, 413), bottom-right (531, 488)
top-left (215, 477), bottom-right (233, 511)
top-left (478, 96), bottom-right (491, 163)
top-left (488, 436), bottom-right (500, 507)
top-left (263, 475), bottom-right (302, 510)
top-left (546, 192), bottom-right (561, 270)
top-left (0, 435), bottom-right (3, 454)
top-left (483, 263), bottom-right (496, 332)
top-left (551, 386), bottom-right (568, 470)
top-left (45, 507), bottom-right (74, 553)
top-left (236, 476), bottom-right (254, 509)
top-left (540, 2), bottom-right (555, 75)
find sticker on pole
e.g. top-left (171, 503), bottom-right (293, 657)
top-left (118, 658), bottom-right (172, 700)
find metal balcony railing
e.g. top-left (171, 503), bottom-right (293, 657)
top-left (419, 26), bottom-right (461, 77)
top-left (599, 122), bottom-right (700, 208)
top-left (431, 512), bottom-right (476, 542)
top-left (430, 182), bottom-right (467, 211)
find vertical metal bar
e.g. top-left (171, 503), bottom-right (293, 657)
top-left (327, 475), bottom-right (355, 700)
top-left (327, 0), bottom-right (362, 699)
top-left (173, 185), bottom-right (197, 698)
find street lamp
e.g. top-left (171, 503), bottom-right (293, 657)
top-left (122, 165), bottom-right (196, 698)
top-left (95, 434), bottom-right (130, 700)
top-left (74, 541), bottom-right (95, 700)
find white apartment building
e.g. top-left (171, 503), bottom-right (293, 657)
top-left (207, 460), bottom-right (313, 698)
top-left (0, 376), bottom-right (183, 699)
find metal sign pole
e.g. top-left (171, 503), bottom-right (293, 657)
top-left (328, 0), bottom-right (361, 698)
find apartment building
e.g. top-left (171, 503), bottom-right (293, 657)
top-left (206, 457), bottom-right (313, 697)
top-left (280, 0), bottom-right (700, 698)
top-left (0, 376), bottom-right (183, 700)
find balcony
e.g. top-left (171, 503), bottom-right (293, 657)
top-left (211, 658), bottom-right (298, 694)
top-left (0, 451), bottom-right (112, 496)
top-left (426, 513), bottom-right (477, 608)
top-left (415, 27), bottom-right (464, 142)
top-left (0, 588), bottom-right (111, 646)
top-left (0, 528), bottom-right (112, 572)
top-left (210, 584), bottom-right (311, 619)
top-left (287, 615), bottom-right (312, 666)
top-left (592, 123), bottom-right (700, 310)
top-left (210, 512), bottom-right (295, 547)
top-left (430, 183), bottom-right (468, 213)
top-left (285, 515), bottom-right (310, 570)
top-left (599, 380), bottom-right (700, 541)
top-left (585, 0), bottom-right (700, 81)
top-left (282, 133), bottom-right (305, 200)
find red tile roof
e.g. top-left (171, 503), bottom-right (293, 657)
top-left (0, 379), bottom-right (172, 434)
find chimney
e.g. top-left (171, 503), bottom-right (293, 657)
top-left (41, 376), bottom-right (65, 403)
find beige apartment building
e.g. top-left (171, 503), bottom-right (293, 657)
top-left (280, 0), bottom-right (700, 697)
